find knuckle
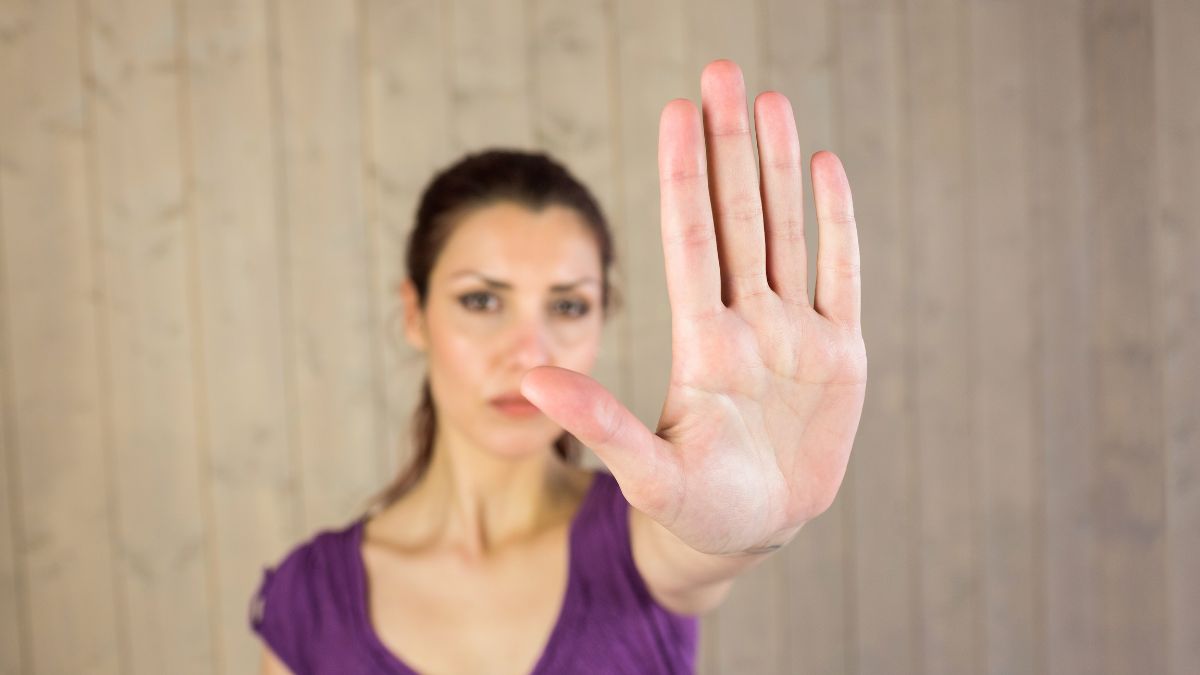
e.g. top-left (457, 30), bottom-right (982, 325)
top-left (770, 216), bottom-right (806, 241)
top-left (819, 261), bottom-right (861, 280)
top-left (599, 397), bottom-right (627, 445)
top-left (822, 209), bottom-right (856, 227)
top-left (718, 198), bottom-right (764, 225)
top-left (665, 222), bottom-right (716, 250)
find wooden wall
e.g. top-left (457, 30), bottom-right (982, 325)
top-left (0, 0), bottom-right (1196, 673)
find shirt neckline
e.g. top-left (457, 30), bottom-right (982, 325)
top-left (349, 470), bottom-right (605, 674)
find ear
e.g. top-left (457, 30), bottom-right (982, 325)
top-left (397, 278), bottom-right (428, 352)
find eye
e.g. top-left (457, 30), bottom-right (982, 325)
top-left (457, 291), bottom-right (590, 318)
top-left (458, 291), bottom-right (498, 312)
top-left (554, 298), bottom-right (591, 318)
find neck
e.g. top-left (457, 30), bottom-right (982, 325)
top-left (393, 424), bottom-right (578, 562)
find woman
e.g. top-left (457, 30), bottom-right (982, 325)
top-left (250, 58), bottom-right (866, 675)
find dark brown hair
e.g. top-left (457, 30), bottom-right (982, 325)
top-left (362, 148), bottom-right (622, 515)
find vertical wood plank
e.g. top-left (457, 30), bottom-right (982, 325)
top-left (904, 0), bottom-right (977, 672)
top-left (83, 0), bottom-right (215, 671)
top-left (529, 0), bottom-right (622, 473)
top-left (0, 0), bottom-right (125, 672)
top-left (609, 0), bottom-right (698, 667)
top-left (360, 0), bottom-right (455, 491)
top-left (272, 0), bottom-right (380, 530)
top-left (0, 14), bottom-right (26, 646)
top-left (967, 0), bottom-right (1039, 672)
top-left (450, 0), bottom-right (532, 151)
top-left (0, 288), bottom-right (24, 674)
top-left (1153, 1), bottom-right (1200, 673)
top-left (182, 0), bottom-right (300, 671)
top-left (1084, 1), bottom-right (1167, 673)
top-left (836, 0), bottom-right (917, 673)
top-left (0, 5), bottom-right (23, 653)
top-left (762, 1), bottom-right (850, 673)
top-left (1029, 1), bottom-right (1097, 672)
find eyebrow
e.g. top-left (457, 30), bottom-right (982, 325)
top-left (449, 270), bottom-right (599, 292)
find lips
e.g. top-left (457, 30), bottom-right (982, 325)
top-left (489, 391), bottom-right (541, 417)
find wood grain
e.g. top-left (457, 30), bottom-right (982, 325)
top-left (0, 1), bottom-right (124, 672)
top-left (1085, 1), bottom-right (1167, 673)
top-left (0, 1), bottom-right (1195, 672)
top-left (837, 0), bottom-right (918, 672)
top-left (968, 0), bottom-right (1039, 672)
top-left (1153, 2), bottom-right (1200, 673)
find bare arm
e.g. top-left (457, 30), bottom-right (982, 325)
top-left (260, 644), bottom-right (297, 675)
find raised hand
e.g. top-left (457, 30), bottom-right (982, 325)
top-left (522, 59), bottom-right (866, 556)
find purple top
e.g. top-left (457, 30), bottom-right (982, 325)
top-left (249, 470), bottom-right (700, 674)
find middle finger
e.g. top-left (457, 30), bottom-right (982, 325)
top-left (700, 59), bottom-right (769, 305)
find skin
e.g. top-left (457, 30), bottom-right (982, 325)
top-left (262, 57), bottom-right (865, 674)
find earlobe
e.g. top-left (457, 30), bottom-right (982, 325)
top-left (398, 278), bottom-right (428, 352)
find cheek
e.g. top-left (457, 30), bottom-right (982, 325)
top-left (420, 315), bottom-right (485, 426)
top-left (552, 315), bottom-right (602, 348)
top-left (558, 320), bottom-right (604, 371)
top-left (427, 322), bottom-right (486, 393)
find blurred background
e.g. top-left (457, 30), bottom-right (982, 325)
top-left (1, 0), bottom-right (1197, 674)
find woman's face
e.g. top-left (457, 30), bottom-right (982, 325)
top-left (400, 200), bottom-right (606, 458)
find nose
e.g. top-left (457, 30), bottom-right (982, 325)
top-left (508, 314), bottom-right (553, 370)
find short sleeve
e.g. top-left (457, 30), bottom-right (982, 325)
top-left (570, 471), bottom-right (701, 673)
top-left (249, 541), bottom-right (320, 675)
top-left (593, 472), bottom-right (694, 619)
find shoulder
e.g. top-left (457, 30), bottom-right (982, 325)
top-left (585, 470), bottom-right (700, 618)
top-left (564, 469), bottom-right (701, 665)
top-left (251, 524), bottom-right (351, 619)
top-left (249, 521), bottom-right (360, 674)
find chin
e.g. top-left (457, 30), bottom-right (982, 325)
top-left (480, 426), bottom-right (563, 459)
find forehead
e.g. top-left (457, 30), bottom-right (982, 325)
top-left (434, 201), bottom-right (601, 284)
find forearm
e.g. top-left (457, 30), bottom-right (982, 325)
top-left (630, 507), bottom-right (803, 616)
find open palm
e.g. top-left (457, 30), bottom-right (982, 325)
top-left (522, 59), bottom-right (867, 556)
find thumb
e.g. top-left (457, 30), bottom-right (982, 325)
top-left (520, 365), bottom-right (678, 516)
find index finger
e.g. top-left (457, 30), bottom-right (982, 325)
top-left (659, 98), bottom-right (724, 322)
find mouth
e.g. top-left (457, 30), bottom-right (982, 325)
top-left (489, 394), bottom-right (542, 417)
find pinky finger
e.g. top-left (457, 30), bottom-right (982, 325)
top-left (811, 151), bottom-right (861, 330)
